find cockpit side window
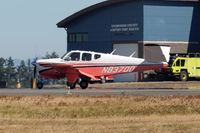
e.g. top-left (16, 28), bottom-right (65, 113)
top-left (70, 52), bottom-right (80, 61)
top-left (82, 53), bottom-right (92, 61)
top-left (94, 54), bottom-right (101, 60)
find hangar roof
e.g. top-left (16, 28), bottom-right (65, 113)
top-left (57, 0), bottom-right (199, 28)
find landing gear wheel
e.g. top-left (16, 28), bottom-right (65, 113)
top-left (37, 82), bottom-right (43, 89)
top-left (100, 78), bottom-right (106, 84)
top-left (80, 80), bottom-right (88, 89)
top-left (180, 71), bottom-right (188, 81)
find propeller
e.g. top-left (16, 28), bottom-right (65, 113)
top-left (31, 60), bottom-right (37, 78)
top-left (31, 60), bottom-right (37, 89)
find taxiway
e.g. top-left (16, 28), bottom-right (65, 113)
top-left (1, 88), bottom-right (200, 96)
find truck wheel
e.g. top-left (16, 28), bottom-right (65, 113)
top-left (180, 71), bottom-right (188, 81)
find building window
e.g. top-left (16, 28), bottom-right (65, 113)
top-left (68, 33), bottom-right (88, 43)
top-left (82, 34), bottom-right (88, 42)
top-left (68, 34), bottom-right (76, 43)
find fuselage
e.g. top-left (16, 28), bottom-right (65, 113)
top-left (36, 50), bottom-right (168, 80)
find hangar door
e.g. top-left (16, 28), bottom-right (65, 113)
top-left (113, 43), bottom-right (139, 82)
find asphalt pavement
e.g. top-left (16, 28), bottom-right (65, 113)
top-left (1, 88), bottom-right (200, 96)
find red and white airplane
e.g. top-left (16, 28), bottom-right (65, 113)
top-left (34, 44), bottom-right (170, 89)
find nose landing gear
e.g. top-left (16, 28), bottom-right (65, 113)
top-left (37, 82), bottom-right (44, 89)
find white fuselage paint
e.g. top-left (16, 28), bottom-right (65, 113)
top-left (36, 50), bottom-right (168, 77)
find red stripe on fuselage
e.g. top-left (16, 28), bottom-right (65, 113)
top-left (39, 62), bottom-right (167, 78)
top-left (76, 64), bottom-right (168, 77)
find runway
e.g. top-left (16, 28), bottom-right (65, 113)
top-left (1, 88), bottom-right (200, 96)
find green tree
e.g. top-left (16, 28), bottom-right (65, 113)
top-left (0, 57), bottom-right (6, 81)
top-left (26, 59), bottom-right (33, 87)
top-left (44, 51), bottom-right (59, 59)
top-left (44, 52), bottom-right (51, 59)
top-left (27, 59), bottom-right (33, 74)
top-left (17, 60), bottom-right (32, 88)
top-left (51, 51), bottom-right (59, 58)
top-left (5, 57), bottom-right (16, 88)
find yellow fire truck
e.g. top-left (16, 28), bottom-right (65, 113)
top-left (155, 54), bottom-right (200, 81)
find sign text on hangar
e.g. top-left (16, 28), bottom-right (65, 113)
top-left (110, 23), bottom-right (140, 32)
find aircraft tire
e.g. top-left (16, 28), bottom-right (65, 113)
top-left (80, 80), bottom-right (88, 89)
top-left (180, 71), bottom-right (188, 81)
top-left (37, 82), bottom-right (43, 89)
top-left (100, 78), bottom-right (106, 84)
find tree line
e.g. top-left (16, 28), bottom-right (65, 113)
top-left (0, 52), bottom-right (59, 88)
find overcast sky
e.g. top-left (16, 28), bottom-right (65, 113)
top-left (0, 0), bottom-right (105, 59)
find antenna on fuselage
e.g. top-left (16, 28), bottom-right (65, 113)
top-left (129, 50), bottom-right (136, 57)
top-left (110, 49), bottom-right (116, 55)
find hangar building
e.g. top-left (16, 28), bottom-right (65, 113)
top-left (57, 0), bottom-right (200, 82)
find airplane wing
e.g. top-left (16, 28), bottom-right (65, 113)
top-left (39, 63), bottom-right (73, 70)
top-left (78, 70), bottom-right (96, 80)
top-left (39, 63), bottom-right (96, 83)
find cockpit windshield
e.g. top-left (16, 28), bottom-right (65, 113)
top-left (61, 52), bottom-right (69, 59)
top-left (63, 52), bottom-right (81, 61)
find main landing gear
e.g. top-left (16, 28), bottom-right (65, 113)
top-left (79, 80), bottom-right (88, 89)
top-left (66, 80), bottom-right (88, 95)
top-left (67, 79), bottom-right (89, 90)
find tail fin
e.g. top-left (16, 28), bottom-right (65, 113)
top-left (144, 44), bottom-right (171, 63)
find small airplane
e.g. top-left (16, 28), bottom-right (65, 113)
top-left (32, 44), bottom-right (170, 90)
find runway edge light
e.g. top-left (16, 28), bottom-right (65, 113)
top-left (16, 79), bottom-right (21, 89)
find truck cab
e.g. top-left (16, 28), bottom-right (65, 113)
top-left (170, 57), bottom-right (188, 81)
top-left (156, 55), bottom-right (200, 81)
